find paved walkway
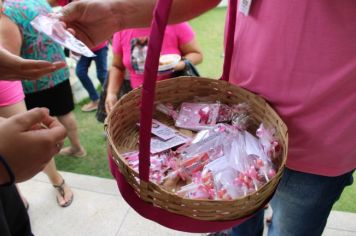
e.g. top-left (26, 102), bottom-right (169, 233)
top-left (18, 171), bottom-right (356, 236)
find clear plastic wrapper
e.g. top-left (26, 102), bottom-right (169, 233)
top-left (176, 182), bottom-right (212, 199)
top-left (165, 125), bottom-right (234, 183)
top-left (30, 15), bottom-right (95, 57)
top-left (214, 169), bottom-right (242, 200)
top-left (216, 104), bottom-right (233, 122)
top-left (175, 103), bottom-right (221, 131)
top-left (256, 123), bottom-right (281, 159)
top-left (176, 124), bottom-right (233, 160)
top-left (230, 103), bottom-right (251, 130)
top-left (122, 151), bottom-right (172, 184)
top-left (155, 103), bottom-right (179, 120)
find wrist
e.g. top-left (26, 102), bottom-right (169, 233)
top-left (107, 91), bottom-right (118, 98)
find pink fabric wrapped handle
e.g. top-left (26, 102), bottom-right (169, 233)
top-left (138, 0), bottom-right (173, 181)
top-left (138, 0), bottom-right (237, 181)
top-left (221, 0), bottom-right (238, 81)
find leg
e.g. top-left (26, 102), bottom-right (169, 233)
top-left (75, 56), bottom-right (100, 102)
top-left (93, 45), bottom-right (108, 85)
top-left (231, 208), bottom-right (265, 236)
top-left (42, 159), bottom-right (73, 207)
top-left (268, 168), bottom-right (354, 236)
top-left (57, 112), bottom-right (86, 157)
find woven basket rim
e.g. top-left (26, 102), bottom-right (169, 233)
top-left (106, 76), bottom-right (288, 221)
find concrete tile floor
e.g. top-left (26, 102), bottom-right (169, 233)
top-left (18, 172), bottom-right (356, 236)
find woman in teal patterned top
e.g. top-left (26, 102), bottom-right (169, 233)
top-left (3, 0), bottom-right (69, 93)
top-left (1, 0), bottom-right (86, 207)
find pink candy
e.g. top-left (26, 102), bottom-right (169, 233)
top-left (198, 106), bottom-right (211, 124)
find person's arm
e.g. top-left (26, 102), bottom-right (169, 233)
top-left (60, 0), bottom-right (221, 48)
top-left (174, 38), bottom-right (203, 72)
top-left (0, 15), bottom-right (66, 80)
top-left (111, 0), bottom-right (221, 29)
top-left (105, 52), bottom-right (126, 113)
top-left (0, 14), bottom-right (21, 55)
top-left (0, 108), bottom-right (67, 183)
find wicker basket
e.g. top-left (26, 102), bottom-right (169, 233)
top-left (106, 76), bottom-right (288, 221)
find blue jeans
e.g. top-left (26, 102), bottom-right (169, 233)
top-left (75, 45), bottom-right (108, 101)
top-left (231, 168), bottom-right (354, 236)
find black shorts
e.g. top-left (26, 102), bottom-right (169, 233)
top-left (25, 80), bottom-right (74, 117)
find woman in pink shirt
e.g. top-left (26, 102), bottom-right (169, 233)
top-left (105, 22), bottom-right (203, 113)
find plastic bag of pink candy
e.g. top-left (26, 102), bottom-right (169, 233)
top-left (176, 124), bottom-right (234, 160)
top-left (30, 14), bottom-right (95, 57)
top-left (156, 102), bottom-right (251, 131)
top-left (168, 124), bottom-right (237, 181)
top-left (256, 123), bottom-right (281, 160)
top-left (174, 102), bottom-right (221, 131)
top-left (176, 125), bottom-right (279, 200)
top-left (122, 151), bottom-right (173, 184)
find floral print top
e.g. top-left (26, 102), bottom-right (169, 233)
top-left (3, 0), bottom-right (69, 94)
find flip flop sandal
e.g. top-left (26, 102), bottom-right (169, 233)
top-left (53, 179), bottom-right (74, 207)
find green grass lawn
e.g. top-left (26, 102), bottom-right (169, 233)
top-left (55, 7), bottom-right (356, 213)
top-left (189, 7), bottom-right (226, 79)
top-left (55, 104), bottom-right (111, 178)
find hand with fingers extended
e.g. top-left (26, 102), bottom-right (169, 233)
top-left (0, 47), bottom-right (66, 81)
top-left (0, 108), bottom-right (67, 183)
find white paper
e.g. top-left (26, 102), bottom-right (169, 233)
top-left (150, 134), bottom-right (189, 154)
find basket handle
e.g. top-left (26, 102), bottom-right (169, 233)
top-left (221, 0), bottom-right (238, 81)
top-left (138, 0), bottom-right (173, 181)
top-left (138, 0), bottom-right (238, 181)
